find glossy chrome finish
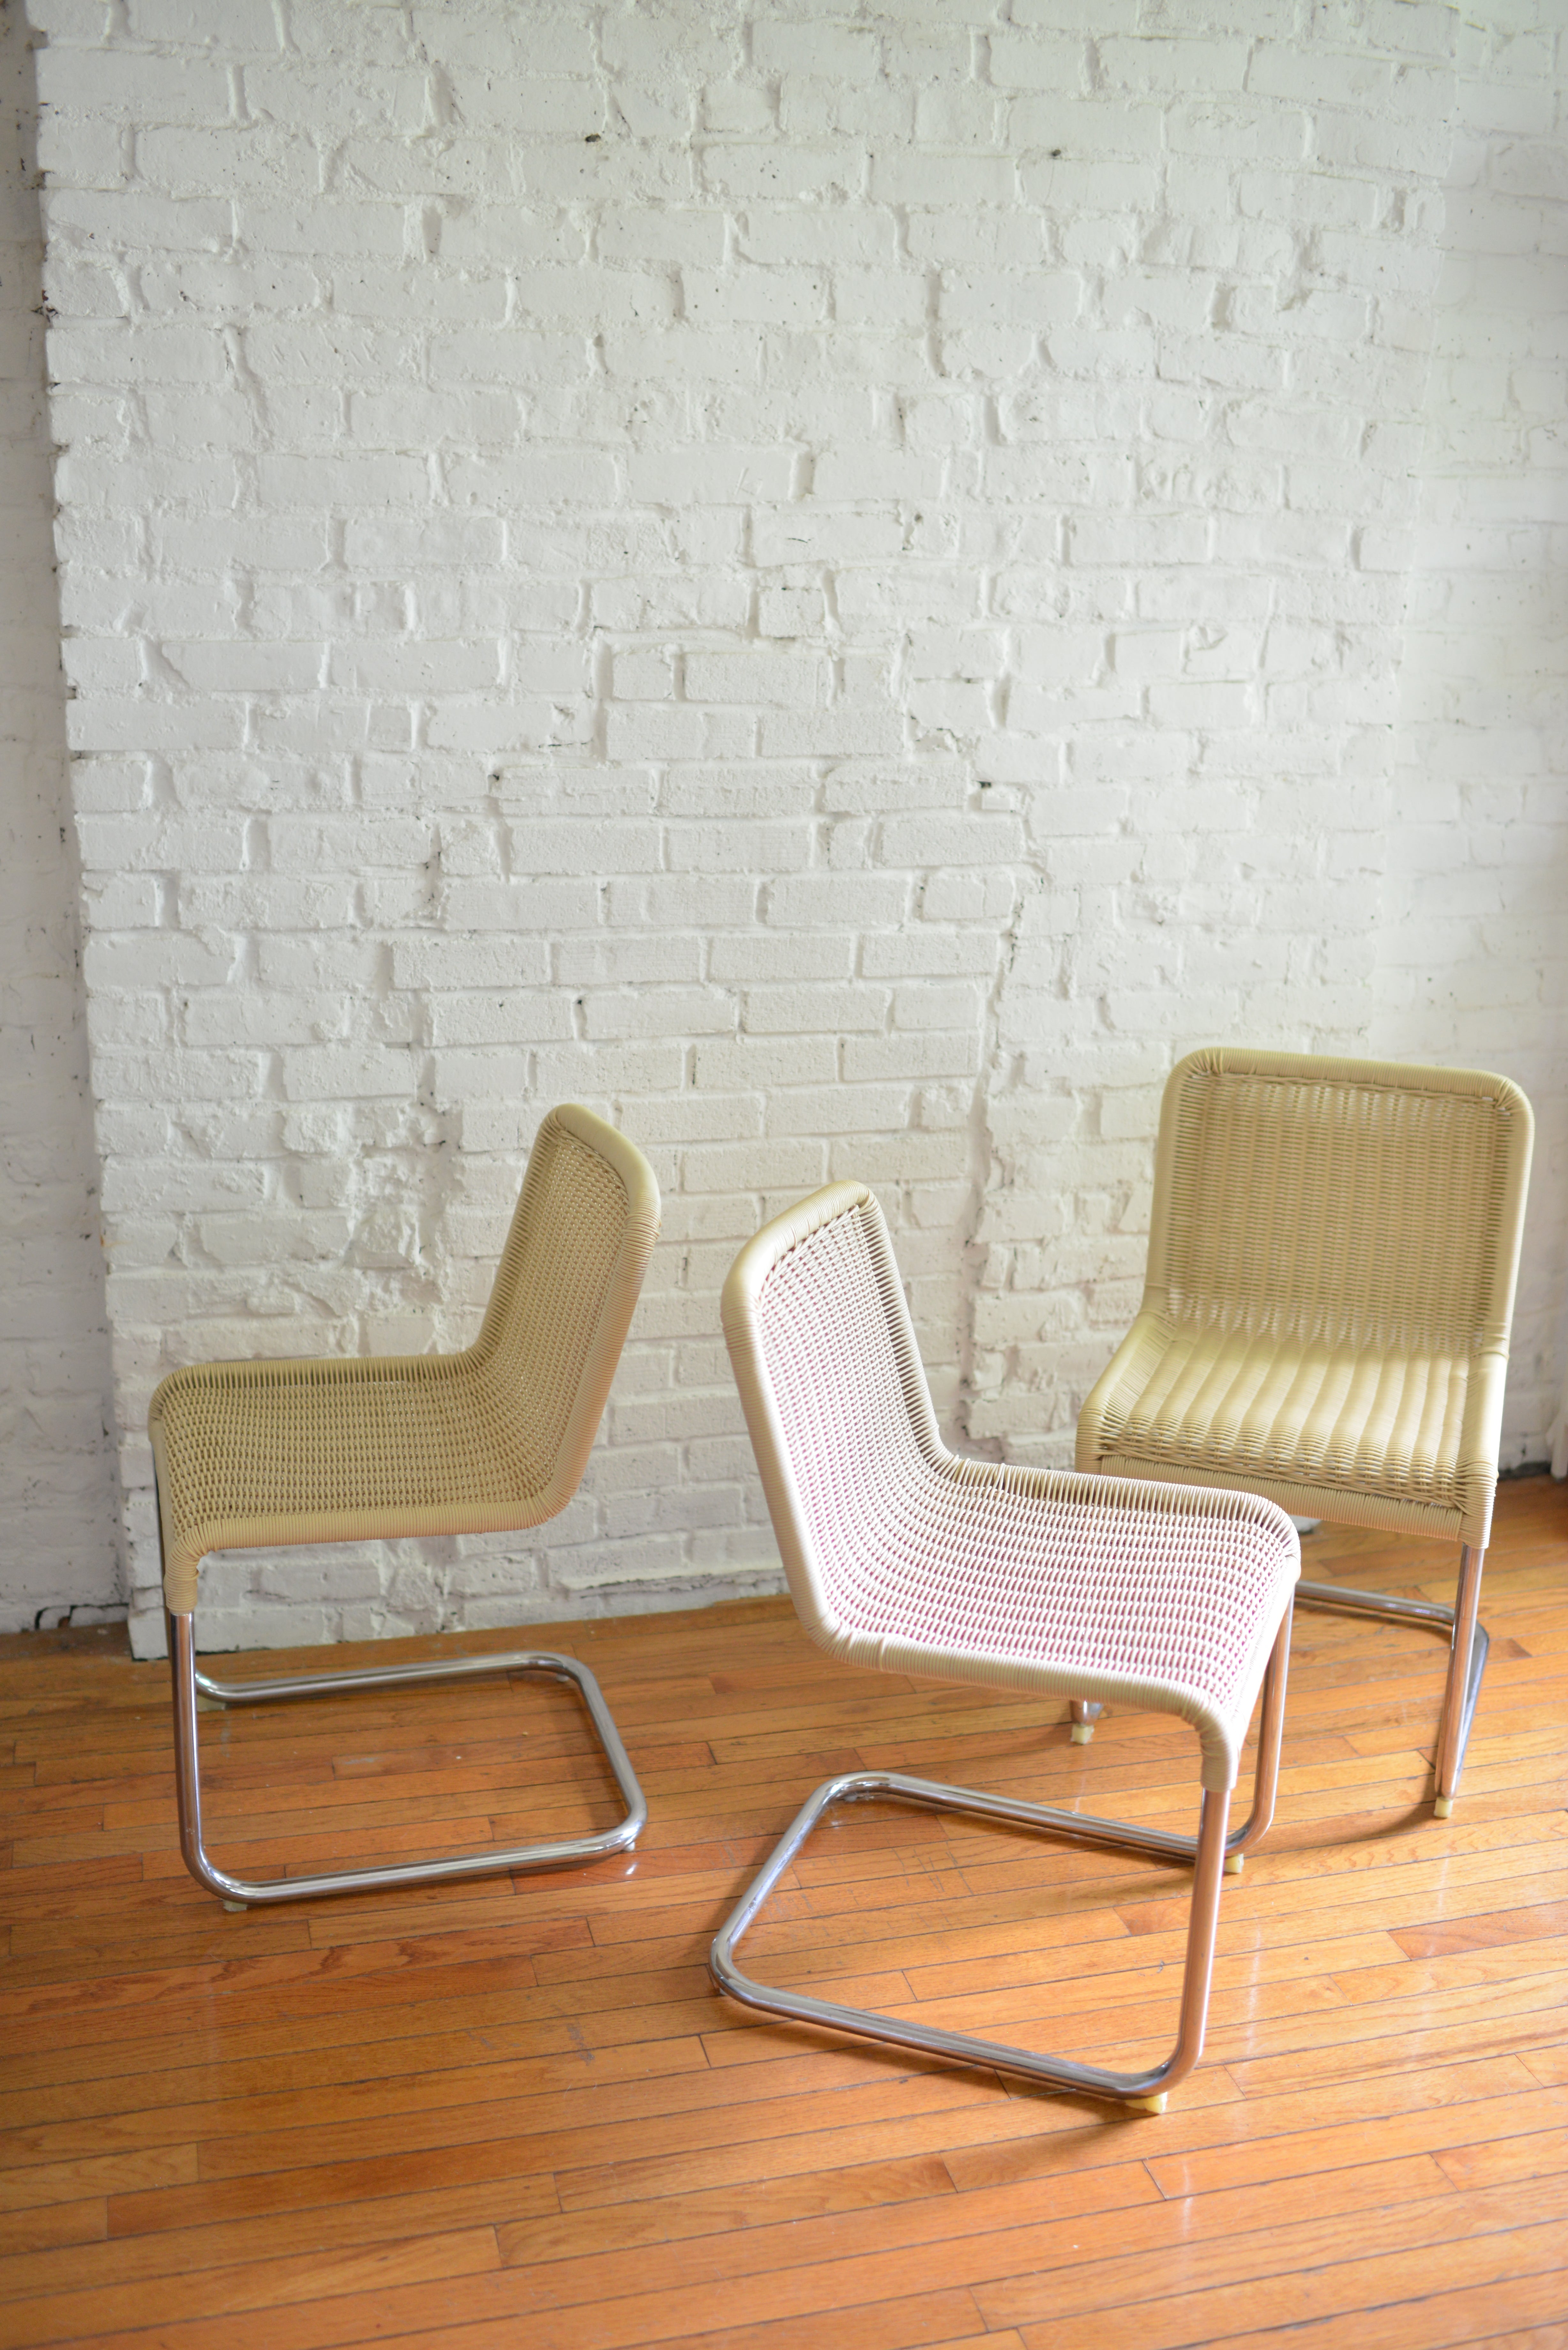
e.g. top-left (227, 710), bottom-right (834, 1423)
top-left (709, 1611), bottom-right (1291, 2113)
top-left (1297, 1551), bottom-right (1488, 1811)
top-left (167, 1610), bottom-right (647, 1907)
top-left (1225, 1613), bottom-right (1291, 1865)
top-left (712, 1775), bottom-right (1233, 2110)
top-left (1434, 1544), bottom-right (1487, 1805)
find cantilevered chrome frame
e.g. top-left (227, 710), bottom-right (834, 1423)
top-left (1297, 1544), bottom-right (1486, 1816)
top-left (167, 1607), bottom-right (647, 1908)
top-left (711, 1611), bottom-right (1291, 2114)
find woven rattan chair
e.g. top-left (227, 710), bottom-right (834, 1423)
top-left (715, 1182), bottom-right (1299, 2113)
top-left (150, 1103), bottom-right (660, 1907)
top-left (1076, 1049), bottom-right (1534, 1818)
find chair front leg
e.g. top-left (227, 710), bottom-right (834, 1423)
top-left (1058, 1608), bottom-right (1291, 1875)
top-left (1224, 1608), bottom-right (1293, 1869)
top-left (1434, 1543), bottom-right (1488, 1816)
top-left (168, 1609), bottom-right (250, 1908)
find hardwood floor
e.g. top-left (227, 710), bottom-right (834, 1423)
top-left (1, 1474), bottom-right (1565, 2349)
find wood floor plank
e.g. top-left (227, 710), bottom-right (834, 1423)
top-left (0, 2149), bottom-right (199, 2213)
top-left (506, 2156), bottom-right (1416, 2322)
top-left (1145, 2082), bottom-right (1568, 2199)
top-left (498, 2144), bottom-right (1161, 2286)
top-left (190, 2058), bottom-right (1006, 2191)
top-left (976, 2181), bottom-right (1568, 2333)
top-left (0, 2227), bottom-right (503, 2350)
top-left (1434, 2122), bottom-right (1568, 2190)
top-left (1155, 2269), bottom-right (1568, 2350)
top-left (111, 2149), bottom-right (948, 2259)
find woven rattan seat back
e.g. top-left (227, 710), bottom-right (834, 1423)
top-left (470, 1109), bottom-right (655, 1505)
top-left (732, 1181), bottom-right (945, 1602)
top-left (1152, 1053), bottom-right (1529, 1360)
top-left (150, 1104), bottom-right (659, 1616)
top-left (725, 1180), bottom-right (1298, 1792)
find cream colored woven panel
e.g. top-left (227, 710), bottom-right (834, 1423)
top-left (726, 1186), bottom-right (1299, 1792)
top-left (1156, 1058), bottom-right (1524, 1356)
top-left (471, 1120), bottom-right (633, 1496)
top-left (1079, 1050), bottom-right (1534, 1550)
top-left (1097, 1326), bottom-right (1471, 1507)
top-left (150, 1106), bottom-right (660, 1613)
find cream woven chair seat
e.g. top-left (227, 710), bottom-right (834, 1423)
top-left (1077, 1050), bottom-right (1533, 1819)
top-left (155, 1353), bottom-right (589, 1563)
top-left (1092, 1325), bottom-right (1476, 1528)
top-left (150, 1103), bottom-right (660, 1909)
top-left (713, 1180), bottom-right (1299, 2114)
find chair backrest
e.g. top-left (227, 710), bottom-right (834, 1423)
top-left (470, 1103), bottom-right (661, 1514)
top-left (1146, 1050), bottom-right (1534, 1359)
top-left (722, 1181), bottom-right (944, 1637)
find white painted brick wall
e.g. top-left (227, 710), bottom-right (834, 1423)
top-left (13, 0), bottom-right (1565, 1658)
top-left (0, 0), bottom-right (118, 1634)
top-left (1372, 10), bottom-right (1568, 1472)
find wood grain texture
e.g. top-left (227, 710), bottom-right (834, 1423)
top-left (0, 1477), bottom-right (1564, 2347)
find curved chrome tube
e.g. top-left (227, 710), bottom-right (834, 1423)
top-left (710, 1610), bottom-right (1292, 2113)
top-left (168, 1610), bottom-right (646, 1906)
top-left (712, 1771), bottom-right (1233, 2109)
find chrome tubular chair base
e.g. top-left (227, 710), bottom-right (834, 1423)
top-left (1296, 1541), bottom-right (1487, 1811)
top-left (168, 1610), bottom-right (647, 1907)
top-left (711, 1617), bottom-right (1290, 2115)
top-left (713, 1771), bottom-right (1232, 2114)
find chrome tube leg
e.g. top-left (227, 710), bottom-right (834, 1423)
top-left (1225, 1607), bottom-right (1293, 1869)
top-left (1434, 1544), bottom-right (1487, 1816)
top-left (710, 1767), bottom-right (1236, 2113)
top-left (1160, 1787), bottom-right (1231, 2096)
top-left (169, 1611), bottom-right (250, 1908)
top-left (1295, 1549), bottom-right (1489, 1826)
top-left (1069, 1697), bottom-right (1101, 1745)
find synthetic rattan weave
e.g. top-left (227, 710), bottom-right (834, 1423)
top-left (724, 1183), bottom-right (1300, 1791)
top-left (1076, 1050), bottom-right (1534, 1548)
top-left (150, 1104), bottom-right (660, 1612)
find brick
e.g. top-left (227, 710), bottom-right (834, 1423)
top-left (698, 143), bottom-right (862, 203)
top-left (682, 266), bottom-right (827, 330)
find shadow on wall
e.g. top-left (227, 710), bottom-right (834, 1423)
top-left (0, 1), bottom-right (120, 1632)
